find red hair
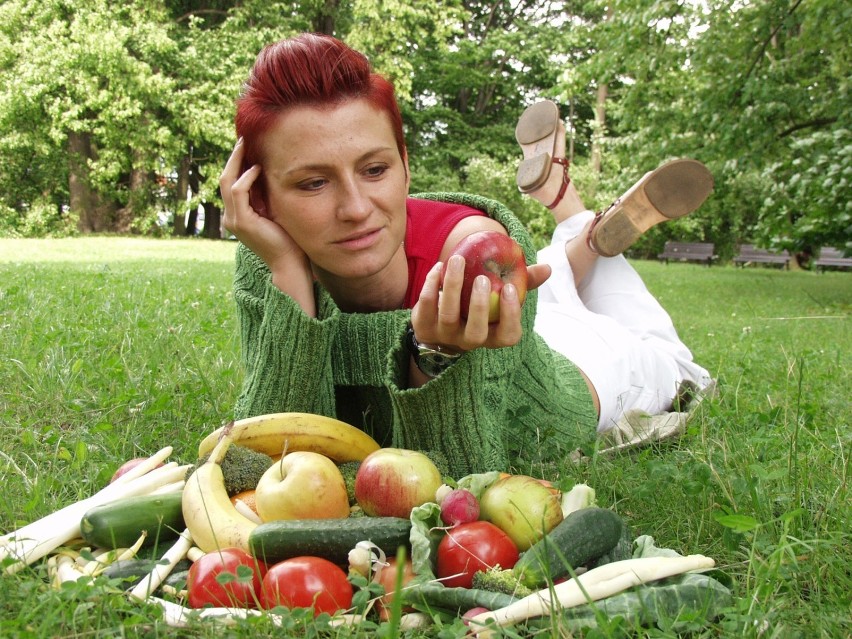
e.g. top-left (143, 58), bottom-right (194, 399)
top-left (235, 34), bottom-right (405, 168)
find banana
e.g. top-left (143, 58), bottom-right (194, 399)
top-left (182, 434), bottom-right (258, 554)
top-left (196, 412), bottom-right (380, 463)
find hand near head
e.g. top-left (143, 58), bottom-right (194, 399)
top-left (220, 139), bottom-right (316, 315)
top-left (220, 139), bottom-right (310, 275)
top-left (410, 257), bottom-right (551, 353)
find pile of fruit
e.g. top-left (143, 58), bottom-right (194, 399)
top-left (0, 413), bottom-right (730, 635)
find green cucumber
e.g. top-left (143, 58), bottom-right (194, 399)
top-left (400, 583), bottom-right (516, 614)
top-left (80, 492), bottom-right (185, 550)
top-left (513, 507), bottom-right (624, 588)
top-left (102, 558), bottom-right (191, 588)
top-left (249, 517), bottom-right (411, 565)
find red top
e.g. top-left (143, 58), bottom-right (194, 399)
top-left (402, 198), bottom-right (485, 308)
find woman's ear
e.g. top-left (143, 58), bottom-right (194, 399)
top-left (402, 148), bottom-right (411, 191)
top-left (249, 182), bottom-right (269, 217)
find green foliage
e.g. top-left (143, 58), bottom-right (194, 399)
top-left (0, 0), bottom-right (849, 254)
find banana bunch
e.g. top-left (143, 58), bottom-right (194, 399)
top-left (185, 413), bottom-right (380, 553)
top-left (196, 412), bottom-right (380, 462)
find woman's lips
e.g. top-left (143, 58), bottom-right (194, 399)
top-left (336, 228), bottom-right (382, 251)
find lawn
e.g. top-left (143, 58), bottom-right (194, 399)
top-left (0, 237), bottom-right (849, 638)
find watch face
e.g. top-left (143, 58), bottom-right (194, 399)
top-left (418, 350), bottom-right (459, 377)
top-left (407, 327), bottom-right (460, 377)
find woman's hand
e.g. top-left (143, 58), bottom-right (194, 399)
top-left (220, 138), bottom-right (316, 315)
top-left (220, 139), bottom-right (308, 273)
top-left (410, 257), bottom-right (551, 353)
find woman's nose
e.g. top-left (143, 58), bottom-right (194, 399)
top-left (336, 175), bottom-right (372, 221)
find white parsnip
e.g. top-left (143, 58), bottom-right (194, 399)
top-left (128, 529), bottom-right (193, 601)
top-left (469, 554), bottom-right (716, 637)
top-left (187, 546), bottom-right (205, 562)
top-left (1, 453), bottom-right (189, 573)
top-left (144, 596), bottom-right (280, 627)
top-left (110, 447), bottom-right (174, 485)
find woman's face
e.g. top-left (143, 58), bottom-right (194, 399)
top-left (258, 98), bottom-right (410, 284)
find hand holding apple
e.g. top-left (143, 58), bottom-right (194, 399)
top-left (447, 231), bottom-right (528, 323)
top-left (255, 451), bottom-right (350, 522)
top-left (355, 448), bottom-right (443, 518)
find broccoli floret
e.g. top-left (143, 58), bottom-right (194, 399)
top-left (186, 445), bottom-right (273, 496)
top-left (471, 566), bottom-right (534, 598)
top-left (337, 461), bottom-right (360, 505)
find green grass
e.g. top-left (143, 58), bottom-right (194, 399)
top-left (1, 238), bottom-right (850, 638)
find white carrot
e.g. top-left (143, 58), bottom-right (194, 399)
top-left (128, 529), bottom-right (193, 601)
top-left (1, 459), bottom-right (189, 572)
top-left (469, 554), bottom-right (716, 636)
top-left (109, 447), bottom-right (175, 485)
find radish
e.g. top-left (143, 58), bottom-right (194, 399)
top-left (440, 488), bottom-right (480, 526)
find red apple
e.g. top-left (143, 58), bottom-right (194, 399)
top-left (478, 474), bottom-right (563, 551)
top-left (110, 457), bottom-right (162, 483)
top-left (355, 448), bottom-right (443, 518)
top-left (255, 451), bottom-right (350, 521)
top-left (448, 231), bottom-right (528, 322)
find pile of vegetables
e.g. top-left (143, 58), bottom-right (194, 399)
top-left (0, 414), bottom-right (733, 635)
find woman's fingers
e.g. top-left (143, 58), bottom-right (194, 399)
top-left (526, 263), bottom-right (552, 291)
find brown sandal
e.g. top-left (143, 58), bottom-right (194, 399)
top-left (588, 159), bottom-right (714, 257)
top-left (515, 101), bottom-right (561, 192)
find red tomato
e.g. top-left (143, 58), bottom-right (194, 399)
top-left (436, 521), bottom-right (519, 588)
top-left (259, 556), bottom-right (353, 616)
top-left (187, 548), bottom-right (267, 609)
top-left (374, 557), bottom-right (417, 620)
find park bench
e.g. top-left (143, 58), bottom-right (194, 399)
top-left (814, 247), bottom-right (852, 271)
top-left (657, 241), bottom-right (716, 266)
top-left (733, 244), bottom-right (791, 269)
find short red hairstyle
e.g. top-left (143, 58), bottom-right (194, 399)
top-left (235, 33), bottom-right (406, 168)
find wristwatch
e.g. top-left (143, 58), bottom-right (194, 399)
top-left (405, 326), bottom-right (461, 378)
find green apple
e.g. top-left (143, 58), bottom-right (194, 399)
top-left (255, 451), bottom-right (350, 521)
top-left (478, 474), bottom-right (563, 551)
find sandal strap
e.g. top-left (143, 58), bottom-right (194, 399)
top-left (545, 157), bottom-right (571, 210)
top-left (586, 210), bottom-right (604, 254)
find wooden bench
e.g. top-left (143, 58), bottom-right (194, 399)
top-left (814, 247), bottom-right (852, 270)
top-left (733, 244), bottom-right (791, 269)
top-left (658, 241), bottom-right (716, 266)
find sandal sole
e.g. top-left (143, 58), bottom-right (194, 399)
top-left (594, 159), bottom-right (714, 257)
top-left (515, 100), bottom-right (560, 192)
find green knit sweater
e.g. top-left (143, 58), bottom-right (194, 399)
top-left (232, 192), bottom-right (597, 477)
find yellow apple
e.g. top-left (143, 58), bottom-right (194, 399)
top-left (478, 474), bottom-right (563, 551)
top-left (254, 451), bottom-right (350, 522)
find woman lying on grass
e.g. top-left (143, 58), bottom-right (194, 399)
top-left (219, 33), bottom-right (714, 477)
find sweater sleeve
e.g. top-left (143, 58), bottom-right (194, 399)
top-left (383, 192), bottom-right (598, 476)
top-left (232, 244), bottom-right (338, 420)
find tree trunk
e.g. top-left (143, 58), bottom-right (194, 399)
top-left (173, 153), bottom-right (191, 236)
top-left (202, 201), bottom-right (221, 239)
top-left (68, 131), bottom-right (116, 233)
top-left (591, 81), bottom-right (608, 177)
top-left (312, 0), bottom-right (338, 35)
top-left (186, 162), bottom-right (200, 235)
top-left (115, 160), bottom-right (146, 233)
top-left (590, 6), bottom-right (614, 184)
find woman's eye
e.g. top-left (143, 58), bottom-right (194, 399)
top-left (364, 164), bottom-right (388, 178)
top-left (299, 178), bottom-right (326, 191)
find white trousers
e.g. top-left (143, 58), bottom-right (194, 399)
top-left (534, 211), bottom-right (713, 432)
